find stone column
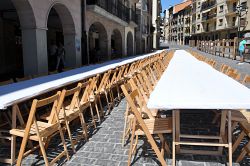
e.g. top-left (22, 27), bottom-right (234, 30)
top-left (22, 27), bottom-right (48, 76)
top-left (107, 34), bottom-right (111, 60)
top-left (64, 33), bottom-right (82, 68)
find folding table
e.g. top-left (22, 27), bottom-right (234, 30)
top-left (147, 50), bottom-right (250, 166)
top-left (0, 50), bottom-right (165, 164)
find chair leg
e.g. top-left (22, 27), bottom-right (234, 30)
top-left (122, 105), bottom-right (129, 147)
top-left (132, 135), bottom-right (138, 155)
top-left (94, 100), bottom-right (101, 122)
top-left (58, 124), bottom-right (70, 161)
top-left (105, 91), bottom-right (111, 115)
top-left (97, 96), bottom-right (104, 118)
top-left (65, 120), bottom-right (76, 153)
top-left (79, 113), bottom-right (88, 141)
top-left (89, 103), bottom-right (97, 128)
top-left (128, 119), bottom-right (136, 165)
top-left (212, 112), bottom-right (220, 124)
top-left (232, 131), bottom-right (246, 153)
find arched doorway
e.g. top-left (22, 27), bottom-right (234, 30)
top-left (111, 29), bottom-right (122, 59)
top-left (127, 31), bottom-right (134, 56)
top-left (88, 22), bottom-right (108, 63)
top-left (0, 0), bottom-right (22, 79)
top-left (47, 3), bottom-right (76, 71)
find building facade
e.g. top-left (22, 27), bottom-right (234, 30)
top-left (165, 0), bottom-right (250, 44)
top-left (0, 0), bottom-right (82, 77)
top-left (0, 0), bottom-right (162, 79)
top-left (152, 0), bottom-right (162, 49)
top-left (166, 0), bottom-right (192, 45)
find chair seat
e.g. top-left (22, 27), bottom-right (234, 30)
top-left (135, 117), bottom-right (172, 135)
top-left (10, 121), bottom-right (59, 141)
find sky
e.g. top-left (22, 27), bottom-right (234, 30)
top-left (161, 0), bottom-right (185, 11)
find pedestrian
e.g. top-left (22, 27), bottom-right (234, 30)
top-left (238, 35), bottom-right (247, 65)
top-left (56, 42), bottom-right (66, 72)
top-left (49, 40), bottom-right (58, 70)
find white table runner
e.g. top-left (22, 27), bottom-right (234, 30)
top-left (0, 50), bottom-right (164, 109)
top-left (147, 50), bottom-right (250, 110)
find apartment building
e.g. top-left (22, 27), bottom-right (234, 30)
top-left (165, 0), bottom-right (249, 45)
top-left (167, 0), bottom-right (192, 45)
top-left (135, 0), bottom-right (153, 54)
top-left (191, 0), bottom-right (249, 41)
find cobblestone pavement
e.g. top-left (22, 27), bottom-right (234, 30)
top-left (2, 46), bottom-right (250, 165)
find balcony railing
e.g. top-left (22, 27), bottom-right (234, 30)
top-left (202, 13), bottom-right (217, 21)
top-left (87, 0), bottom-right (130, 22)
top-left (201, 1), bottom-right (216, 11)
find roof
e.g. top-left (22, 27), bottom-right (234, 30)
top-left (173, 0), bottom-right (192, 14)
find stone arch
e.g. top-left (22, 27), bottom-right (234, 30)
top-left (46, 3), bottom-right (76, 35)
top-left (0, 0), bottom-right (36, 78)
top-left (111, 29), bottom-right (123, 59)
top-left (46, 2), bottom-right (78, 70)
top-left (127, 31), bottom-right (134, 56)
top-left (88, 22), bottom-right (108, 63)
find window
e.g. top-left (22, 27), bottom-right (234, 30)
top-left (197, 24), bottom-right (200, 30)
top-left (198, 2), bottom-right (201, 8)
top-left (219, 5), bottom-right (224, 13)
top-left (232, 17), bottom-right (236, 26)
top-left (197, 14), bottom-right (200, 19)
top-left (219, 19), bottom-right (223, 26)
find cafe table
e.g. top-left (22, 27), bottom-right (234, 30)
top-left (147, 50), bottom-right (250, 166)
top-left (0, 50), bottom-right (165, 164)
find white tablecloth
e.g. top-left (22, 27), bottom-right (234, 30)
top-left (147, 50), bottom-right (250, 110)
top-left (0, 50), bottom-right (165, 109)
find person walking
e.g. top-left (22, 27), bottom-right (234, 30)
top-left (56, 42), bottom-right (66, 71)
top-left (238, 35), bottom-right (247, 65)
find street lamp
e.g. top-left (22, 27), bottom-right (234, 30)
top-left (236, 1), bottom-right (248, 39)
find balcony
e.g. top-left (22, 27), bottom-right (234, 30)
top-left (201, 1), bottom-right (216, 12)
top-left (87, 0), bottom-right (130, 24)
top-left (202, 13), bottom-right (217, 22)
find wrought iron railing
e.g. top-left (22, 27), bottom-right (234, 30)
top-left (201, 0), bottom-right (216, 11)
top-left (87, 0), bottom-right (130, 22)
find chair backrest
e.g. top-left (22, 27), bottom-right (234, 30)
top-left (242, 75), bottom-right (250, 85)
top-left (29, 92), bottom-right (61, 125)
top-left (121, 83), bottom-right (154, 119)
top-left (57, 83), bottom-right (82, 116)
top-left (97, 70), bottom-right (111, 93)
top-left (79, 80), bottom-right (91, 105)
top-left (227, 71), bottom-right (241, 81)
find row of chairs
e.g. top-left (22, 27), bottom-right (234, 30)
top-left (189, 49), bottom-right (250, 163)
top-left (0, 51), bottom-right (169, 165)
top-left (120, 51), bottom-right (175, 166)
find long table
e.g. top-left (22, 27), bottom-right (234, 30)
top-left (147, 50), bottom-right (250, 166)
top-left (0, 50), bottom-right (165, 164)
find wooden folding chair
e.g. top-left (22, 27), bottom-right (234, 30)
top-left (10, 92), bottom-right (69, 166)
top-left (121, 83), bottom-right (172, 166)
top-left (232, 120), bottom-right (250, 162)
top-left (88, 75), bottom-right (104, 122)
top-left (95, 70), bottom-right (114, 115)
top-left (242, 74), bottom-right (250, 85)
top-left (227, 71), bottom-right (241, 81)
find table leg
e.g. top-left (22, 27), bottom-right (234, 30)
top-left (11, 105), bottom-right (17, 165)
top-left (228, 110), bottom-right (232, 166)
top-left (172, 110), bottom-right (176, 166)
top-left (175, 110), bottom-right (180, 153)
top-left (218, 110), bottom-right (227, 154)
